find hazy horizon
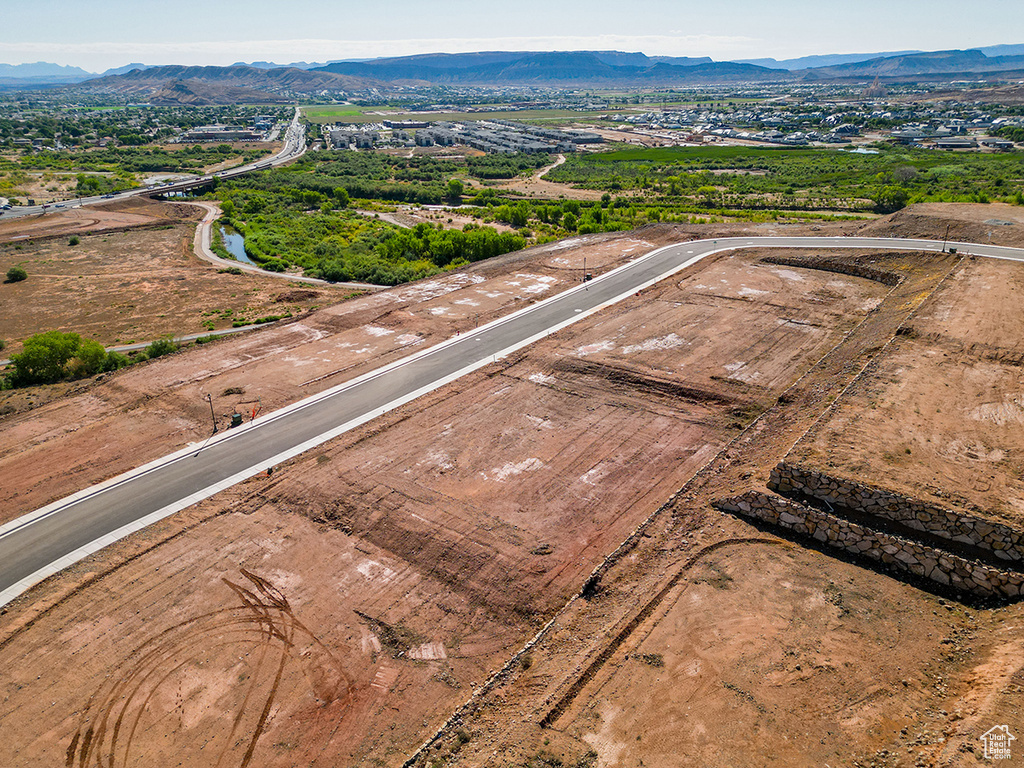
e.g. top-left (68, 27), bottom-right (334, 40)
top-left (0, 0), bottom-right (1020, 72)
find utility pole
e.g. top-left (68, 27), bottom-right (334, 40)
top-left (206, 393), bottom-right (218, 434)
top-left (583, 256), bottom-right (586, 283)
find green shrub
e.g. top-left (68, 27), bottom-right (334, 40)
top-left (145, 337), bottom-right (178, 359)
top-left (5, 266), bottom-right (27, 283)
top-left (7, 330), bottom-right (82, 386)
top-left (68, 338), bottom-right (107, 379)
top-left (106, 351), bottom-right (130, 371)
top-left (872, 185), bottom-right (909, 214)
top-left (69, 235), bottom-right (80, 246)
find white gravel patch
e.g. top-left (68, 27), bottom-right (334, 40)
top-left (576, 340), bottom-right (615, 357)
top-left (485, 457), bottom-right (544, 482)
top-left (620, 333), bottom-right (687, 355)
top-left (772, 268), bottom-right (806, 282)
top-left (545, 237), bottom-right (586, 251)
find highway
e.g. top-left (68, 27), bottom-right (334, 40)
top-left (0, 108), bottom-right (306, 221)
top-left (2, 235), bottom-right (1023, 607)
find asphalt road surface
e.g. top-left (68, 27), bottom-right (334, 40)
top-left (2, 235), bottom-right (1023, 606)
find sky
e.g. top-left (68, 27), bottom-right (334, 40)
top-left (1, 0), bottom-right (1021, 72)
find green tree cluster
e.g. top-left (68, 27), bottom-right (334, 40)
top-left (5, 330), bottom-right (128, 388)
top-left (313, 222), bottom-right (525, 285)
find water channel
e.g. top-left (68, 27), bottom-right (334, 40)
top-left (219, 226), bottom-right (255, 265)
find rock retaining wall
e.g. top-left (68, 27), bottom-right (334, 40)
top-left (769, 462), bottom-right (1024, 563)
top-left (715, 491), bottom-right (1024, 598)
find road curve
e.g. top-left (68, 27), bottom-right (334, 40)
top-left (2, 235), bottom-right (1022, 607)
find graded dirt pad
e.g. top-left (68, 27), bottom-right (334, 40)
top-left (0, 198), bottom-right (197, 244)
top-left (0, 229), bottom-right (679, 521)
top-left (408, 249), bottom-right (1024, 768)
top-left (537, 545), bottom-right (982, 768)
top-left (857, 202), bottom-right (1024, 248)
top-left (791, 253), bottom-right (1024, 527)
top-left (3, 206), bottom-right (1024, 768)
top-left (0, 496), bottom-right (526, 768)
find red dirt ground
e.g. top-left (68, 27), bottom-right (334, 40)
top-left (2, 204), bottom-right (1024, 767)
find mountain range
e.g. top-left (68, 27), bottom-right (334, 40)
top-left (68, 64), bottom-right (373, 104)
top-left (307, 48), bottom-right (1024, 84)
top-left (5, 45), bottom-right (1024, 99)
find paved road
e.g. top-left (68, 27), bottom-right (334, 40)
top-left (2, 235), bottom-right (1023, 606)
top-left (0, 109), bottom-right (305, 221)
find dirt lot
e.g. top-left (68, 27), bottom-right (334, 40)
top-left (0, 197), bottom-right (348, 399)
top-left (1, 204), bottom-right (1024, 767)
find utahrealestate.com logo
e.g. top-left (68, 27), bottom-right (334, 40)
top-left (980, 725), bottom-right (1015, 760)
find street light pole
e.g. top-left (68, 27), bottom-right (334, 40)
top-left (942, 223), bottom-right (951, 253)
top-left (206, 393), bottom-right (218, 434)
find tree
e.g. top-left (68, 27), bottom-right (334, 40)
top-left (8, 330), bottom-right (82, 386)
top-left (5, 266), bottom-right (27, 283)
top-left (872, 185), bottom-right (909, 214)
top-left (68, 338), bottom-right (107, 379)
top-left (696, 186), bottom-right (718, 207)
top-left (446, 179), bottom-right (464, 204)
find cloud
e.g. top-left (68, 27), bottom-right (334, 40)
top-left (1, 34), bottom-right (760, 70)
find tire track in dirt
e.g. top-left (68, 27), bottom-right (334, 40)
top-left (65, 569), bottom-right (353, 768)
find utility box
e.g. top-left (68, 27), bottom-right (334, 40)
top-left (230, 413), bottom-right (243, 427)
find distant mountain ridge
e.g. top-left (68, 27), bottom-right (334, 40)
top-left (739, 43), bottom-right (1024, 70)
top-left (738, 51), bottom-right (924, 70)
top-left (797, 49), bottom-right (1024, 79)
top-left (309, 47), bottom-right (1024, 85)
top-left (7, 43), bottom-right (1024, 95)
top-left (68, 64), bottom-right (375, 104)
top-left (312, 50), bottom-right (771, 84)
top-left (0, 61), bottom-right (92, 77)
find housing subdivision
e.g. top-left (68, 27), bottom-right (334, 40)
top-left (326, 119), bottom-right (603, 154)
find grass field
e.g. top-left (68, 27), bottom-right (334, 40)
top-left (546, 143), bottom-right (1024, 209)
